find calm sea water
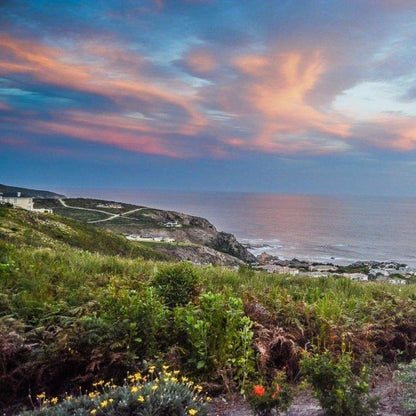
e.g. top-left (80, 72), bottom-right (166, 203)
top-left (64, 189), bottom-right (416, 267)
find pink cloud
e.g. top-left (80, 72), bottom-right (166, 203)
top-left (225, 49), bottom-right (351, 154)
top-left (183, 48), bottom-right (217, 73)
top-left (0, 34), bottom-right (208, 158)
top-left (0, 102), bottom-right (11, 111)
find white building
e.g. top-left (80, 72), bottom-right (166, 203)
top-left (0, 192), bottom-right (52, 213)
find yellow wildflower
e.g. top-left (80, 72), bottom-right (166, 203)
top-left (36, 392), bottom-right (46, 400)
top-left (196, 385), bottom-right (203, 392)
top-left (131, 386), bottom-right (139, 393)
top-left (90, 410), bottom-right (97, 415)
top-left (138, 396), bottom-right (145, 402)
top-left (151, 385), bottom-right (158, 391)
top-left (188, 409), bottom-right (198, 415)
top-left (149, 366), bottom-right (156, 374)
top-left (51, 397), bottom-right (58, 405)
top-left (100, 400), bottom-right (109, 408)
top-left (174, 370), bottom-right (180, 375)
top-left (162, 365), bottom-right (169, 371)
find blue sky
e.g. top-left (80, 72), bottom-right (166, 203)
top-left (1, 0), bottom-right (416, 195)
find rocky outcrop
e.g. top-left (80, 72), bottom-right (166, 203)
top-left (131, 208), bottom-right (256, 263)
top-left (255, 255), bottom-right (414, 283)
top-left (210, 231), bottom-right (257, 263)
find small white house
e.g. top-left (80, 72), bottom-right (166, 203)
top-left (163, 221), bottom-right (182, 228)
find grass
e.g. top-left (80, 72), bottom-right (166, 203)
top-left (1, 205), bottom-right (416, 413)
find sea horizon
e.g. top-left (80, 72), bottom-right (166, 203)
top-left (58, 188), bottom-right (416, 268)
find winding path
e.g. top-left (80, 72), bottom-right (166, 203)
top-left (58, 199), bottom-right (145, 224)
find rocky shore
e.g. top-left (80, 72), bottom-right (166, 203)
top-left (253, 251), bottom-right (414, 283)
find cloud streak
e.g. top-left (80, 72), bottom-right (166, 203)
top-left (1, 1), bottom-right (416, 161)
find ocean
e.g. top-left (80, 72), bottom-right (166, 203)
top-left (63, 189), bottom-right (416, 267)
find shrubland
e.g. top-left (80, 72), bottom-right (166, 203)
top-left (1, 205), bottom-right (416, 414)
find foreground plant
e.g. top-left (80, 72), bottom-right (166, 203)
top-left (21, 367), bottom-right (207, 416)
top-left (395, 359), bottom-right (416, 415)
top-left (301, 350), bottom-right (378, 416)
top-left (246, 371), bottom-right (293, 416)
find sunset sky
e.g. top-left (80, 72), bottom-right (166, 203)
top-left (1, 0), bottom-right (416, 195)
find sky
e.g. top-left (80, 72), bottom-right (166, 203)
top-left (1, 0), bottom-right (416, 196)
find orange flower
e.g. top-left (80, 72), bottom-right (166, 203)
top-left (331, 335), bottom-right (338, 341)
top-left (253, 385), bottom-right (265, 397)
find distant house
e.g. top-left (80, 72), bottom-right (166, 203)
top-left (163, 220), bottom-right (182, 228)
top-left (0, 192), bottom-right (53, 213)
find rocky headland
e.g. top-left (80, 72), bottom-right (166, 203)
top-left (34, 197), bottom-right (256, 266)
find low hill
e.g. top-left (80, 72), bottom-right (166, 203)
top-left (0, 183), bottom-right (65, 198)
top-left (0, 204), bottom-right (169, 261)
top-left (35, 197), bottom-right (256, 265)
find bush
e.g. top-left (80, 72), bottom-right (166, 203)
top-left (247, 371), bottom-right (293, 416)
top-left (174, 293), bottom-right (255, 389)
top-left (301, 350), bottom-right (378, 416)
top-left (21, 368), bottom-right (207, 416)
top-left (152, 263), bottom-right (200, 307)
top-left (395, 359), bottom-right (416, 414)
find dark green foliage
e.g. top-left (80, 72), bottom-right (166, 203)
top-left (152, 263), bottom-right (200, 307)
top-left (301, 350), bottom-right (378, 416)
top-left (174, 293), bottom-right (255, 389)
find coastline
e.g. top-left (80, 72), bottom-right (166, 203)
top-left (247, 244), bottom-right (415, 283)
top-left (60, 189), bottom-right (416, 270)
top-left (244, 239), bottom-right (416, 269)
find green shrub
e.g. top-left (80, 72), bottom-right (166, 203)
top-left (174, 293), bottom-right (255, 389)
top-left (21, 368), bottom-right (207, 416)
top-left (395, 359), bottom-right (416, 414)
top-left (152, 263), bottom-right (200, 307)
top-left (301, 350), bottom-right (378, 416)
top-left (247, 371), bottom-right (293, 416)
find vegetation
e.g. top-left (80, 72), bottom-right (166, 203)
top-left (21, 368), bottom-right (207, 416)
top-left (395, 359), bottom-right (416, 414)
top-left (247, 371), bottom-right (293, 415)
top-left (152, 263), bottom-right (200, 307)
top-left (301, 350), bottom-right (378, 416)
top-left (1, 205), bottom-right (416, 414)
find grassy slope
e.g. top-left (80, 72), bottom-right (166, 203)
top-left (1, 205), bottom-right (416, 412)
top-left (0, 205), bottom-right (170, 261)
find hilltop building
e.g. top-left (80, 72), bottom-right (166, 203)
top-left (0, 192), bottom-right (53, 213)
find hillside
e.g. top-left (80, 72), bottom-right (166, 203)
top-left (0, 205), bottom-right (169, 261)
top-left (0, 184), bottom-right (65, 199)
top-left (35, 197), bottom-right (256, 265)
top-left (1, 201), bottom-right (416, 415)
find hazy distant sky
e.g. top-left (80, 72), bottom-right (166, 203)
top-left (1, 0), bottom-right (416, 195)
